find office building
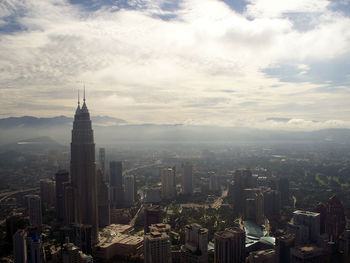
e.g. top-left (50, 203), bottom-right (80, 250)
top-left (209, 173), bottom-right (220, 192)
top-left (39, 179), bottom-right (56, 209)
top-left (326, 195), bottom-right (345, 242)
top-left (70, 95), bottom-right (99, 243)
top-left (124, 174), bottom-right (135, 207)
top-left (182, 162), bottom-right (193, 195)
top-left (144, 232), bottom-right (171, 263)
top-left (233, 169), bottom-right (254, 215)
top-left (181, 224), bottom-right (208, 263)
top-left (288, 210), bottom-right (320, 245)
top-left (275, 234), bottom-right (295, 263)
top-left (214, 227), bottom-right (245, 263)
top-left (162, 167), bottom-right (176, 200)
top-left (26, 232), bottom-right (42, 263)
top-left (13, 230), bottom-right (27, 263)
top-left (6, 213), bottom-right (27, 245)
top-left (315, 202), bottom-right (327, 234)
top-left (278, 178), bottom-right (289, 205)
top-left (97, 169), bottom-right (110, 227)
top-left (55, 170), bottom-right (70, 221)
top-left (263, 189), bottom-right (280, 217)
top-left (27, 195), bottom-right (42, 228)
top-left (63, 182), bottom-right (74, 226)
top-left (144, 205), bottom-right (163, 233)
top-left (71, 224), bottom-right (93, 255)
top-left (110, 161), bottom-right (124, 208)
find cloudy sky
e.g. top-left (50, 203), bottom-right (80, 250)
top-left (1, 0), bottom-right (350, 130)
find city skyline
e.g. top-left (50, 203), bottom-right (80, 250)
top-left (1, 0), bottom-right (350, 130)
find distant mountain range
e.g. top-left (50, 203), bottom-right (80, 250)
top-left (0, 116), bottom-right (350, 146)
top-left (0, 115), bottom-right (126, 128)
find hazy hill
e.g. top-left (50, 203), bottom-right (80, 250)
top-left (0, 116), bottom-right (349, 147)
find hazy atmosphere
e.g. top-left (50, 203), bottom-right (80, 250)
top-left (1, 0), bottom-right (350, 129)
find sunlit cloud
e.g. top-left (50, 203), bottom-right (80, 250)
top-left (0, 0), bottom-right (350, 129)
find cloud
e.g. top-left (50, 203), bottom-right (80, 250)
top-left (0, 0), bottom-right (349, 129)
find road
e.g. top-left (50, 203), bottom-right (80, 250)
top-left (211, 189), bottom-right (228, 209)
top-left (0, 187), bottom-right (39, 203)
top-left (129, 204), bottom-right (144, 227)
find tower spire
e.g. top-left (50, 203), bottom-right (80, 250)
top-left (78, 90), bottom-right (80, 106)
top-left (83, 84), bottom-right (86, 102)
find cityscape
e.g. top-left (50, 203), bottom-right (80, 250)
top-left (1, 0), bottom-right (350, 263)
top-left (0, 96), bottom-right (350, 263)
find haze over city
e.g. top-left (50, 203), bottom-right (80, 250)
top-left (1, 0), bottom-right (350, 129)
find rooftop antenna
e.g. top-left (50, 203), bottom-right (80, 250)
top-left (78, 90), bottom-right (80, 106)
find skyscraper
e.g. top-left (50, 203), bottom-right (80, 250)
top-left (55, 170), bottom-right (70, 221)
top-left (182, 162), bottom-right (193, 195)
top-left (162, 167), bottom-right (176, 200)
top-left (70, 94), bottom-right (98, 243)
top-left (27, 195), bottom-right (42, 228)
top-left (326, 195), bottom-right (345, 242)
top-left (124, 174), bottom-right (135, 207)
top-left (144, 232), bottom-right (171, 263)
top-left (13, 230), bottom-right (27, 263)
top-left (97, 169), bottom-right (110, 227)
top-left (110, 161), bottom-right (124, 208)
top-left (181, 223), bottom-right (208, 263)
top-left (214, 227), bottom-right (245, 263)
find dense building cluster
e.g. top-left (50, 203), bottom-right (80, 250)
top-left (2, 100), bottom-right (350, 263)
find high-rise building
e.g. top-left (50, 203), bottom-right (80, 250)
top-left (110, 161), bottom-right (123, 208)
top-left (326, 195), bottom-right (345, 242)
top-left (182, 162), bottom-right (193, 195)
top-left (70, 95), bottom-right (98, 243)
top-left (275, 234), bottom-right (295, 263)
top-left (13, 230), bottom-right (27, 263)
top-left (63, 182), bottom-right (74, 226)
top-left (278, 178), bottom-right (289, 205)
top-left (27, 195), bottom-right (42, 228)
top-left (144, 206), bottom-right (163, 233)
top-left (26, 232), bottom-right (42, 263)
top-left (288, 210), bottom-right (320, 245)
top-left (39, 179), bottom-right (56, 209)
top-left (71, 224), bottom-right (93, 255)
top-left (315, 202), bottom-right (327, 234)
top-left (55, 170), bottom-right (70, 221)
top-left (209, 173), bottom-right (220, 192)
top-left (162, 167), bottom-right (176, 200)
top-left (214, 227), bottom-right (245, 263)
top-left (97, 169), bottom-right (110, 228)
top-left (124, 174), bottom-right (135, 207)
top-left (6, 213), bottom-right (27, 245)
top-left (233, 169), bottom-right (254, 215)
top-left (244, 189), bottom-right (264, 225)
top-left (144, 232), bottom-right (171, 263)
top-left (181, 224), bottom-right (208, 263)
top-left (263, 189), bottom-right (281, 217)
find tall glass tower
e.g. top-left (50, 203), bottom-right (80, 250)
top-left (70, 94), bottom-right (98, 243)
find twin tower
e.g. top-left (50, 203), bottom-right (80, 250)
top-left (70, 95), bottom-right (98, 243)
